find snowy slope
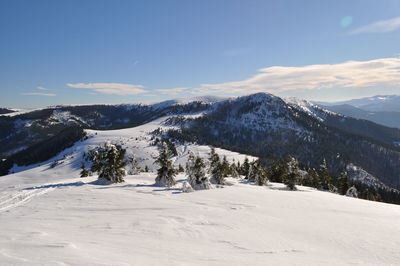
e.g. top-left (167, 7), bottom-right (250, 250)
top-left (1, 115), bottom-right (400, 265)
top-left (8, 115), bottom-right (254, 177)
top-left (1, 171), bottom-right (400, 265)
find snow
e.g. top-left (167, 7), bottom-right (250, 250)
top-left (285, 97), bottom-right (339, 121)
top-left (1, 170), bottom-right (400, 265)
top-left (1, 115), bottom-right (400, 265)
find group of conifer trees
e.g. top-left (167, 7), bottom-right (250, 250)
top-left (80, 142), bottom-right (144, 183)
top-left (80, 141), bottom-right (381, 202)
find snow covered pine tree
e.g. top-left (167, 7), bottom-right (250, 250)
top-left (247, 159), bottom-right (268, 186)
top-left (89, 142), bottom-right (127, 183)
top-left (284, 156), bottom-right (299, 190)
top-left (186, 152), bottom-right (211, 190)
top-left (155, 142), bottom-right (177, 187)
top-left (209, 147), bottom-right (225, 184)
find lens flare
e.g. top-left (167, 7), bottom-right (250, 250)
top-left (341, 16), bottom-right (353, 28)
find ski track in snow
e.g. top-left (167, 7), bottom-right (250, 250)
top-left (0, 180), bottom-right (86, 213)
top-left (0, 187), bottom-right (54, 213)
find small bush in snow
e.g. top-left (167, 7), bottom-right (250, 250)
top-left (126, 154), bottom-right (141, 175)
top-left (182, 181), bottom-right (194, 193)
top-left (80, 162), bottom-right (90, 177)
top-left (346, 186), bottom-right (358, 198)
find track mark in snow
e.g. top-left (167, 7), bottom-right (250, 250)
top-left (0, 249), bottom-right (29, 262)
top-left (0, 181), bottom-right (84, 213)
top-left (0, 188), bottom-right (54, 213)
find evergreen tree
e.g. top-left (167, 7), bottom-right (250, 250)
top-left (155, 142), bottom-right (177, 187)
top-left (337, 171), bottom-right (350, 195)
top-left (269, 160), bottom-right (287, 183)
top-left (241, 157), bottom-right (250, 178)
top-left (80, 162), bottom-right (89, 177)
top-left (89, 142), bottom-right (127, 183)
top-left (247, 159), bottom-right (268, 185)
top-left (144, 165), bottom-right (149, 172)
top-left (306, 167), bottom-right (321, 189)
top-left (221, 155), bottom-right (230, 177)
top-left (127, 154), bottom-right (141, 175)
top-left (186, 154), bottom-right (211, 190)
top-left (208, 147), bottom-right (225, 184)
top-left (318, 159), bottom-right (333, 190)
top-left (247, 160), bottom-right (257, 181)
top-left (230, 162), bottom-right (240, 178)
top-left (208, 147), bottom-right (220, 173)
top-left (283, 156), bottom-right (299, 190)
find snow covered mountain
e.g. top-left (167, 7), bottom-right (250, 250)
top-left (316, 94), bottom-right (400, 112)
top-left (2, 92), bottom-right (400, 198)
top-left (1, 93), bottom-right (400, 265)
top-left (316, 95), bottom-right (400, 128)
top-left (321, 104), bottom-right (400, 129)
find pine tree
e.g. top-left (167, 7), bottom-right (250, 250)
top-left (247, 160), bottom-right (257, 181)
top-left (89, 142), bottom-right (127, 183)
top-left (318, 159), bottom-right (333, 190)
top-left (144, 165), bottom-right (149, 172)
top-left (337, 171), bottom-right (350, 195)
top-left (269, 160), bottom-right (287, 183)
top-left (155, 142), bottom-right (177, 187)
top-left (186, 154), bottom-right (211, 190)
top-left (80, 162), bottom-right (89, 177)
top-left (283, 156), bottom-right (299, 190)
top-left (208, 147), bottom-right (220, 173)
top-left (254, 160), bottom-right (268, 186)
top-left (246, 159), bottom-right (268, 185)
top-left (241, 157), bottom-right (250, 178)
top-left (208, 147), bottom-right (225, 184)
top-left (230, 162), bottom-right (240, 178)
top-left (127, 154), bottom-right (141, 175)
top-left (221, 156), bottom-right (230, 177)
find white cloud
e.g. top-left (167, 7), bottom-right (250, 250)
top-left (21, 92), bottom-right (56, 97)
top-left (37, 86), bottom-right (49, 90)
top-left (156, 87), bottom-right (187, 94)
top-left (349, 17), bottom-right (400, 34)
top-left (67, 83), bottom-right (146, 95)
top-left (191, 57), bottom-right (400, 95)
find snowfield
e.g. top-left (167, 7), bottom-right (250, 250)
top-left (1, 116), bottom-right (400, 265)
top-left (1, 172), bottom-right (400, 265)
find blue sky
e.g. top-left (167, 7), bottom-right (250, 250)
top-left (1, 0), bottom-right (400, 108)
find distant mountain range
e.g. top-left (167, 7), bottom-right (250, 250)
top-left (316, 95), bottom-right (400, 112)
top-left (1, 93), bottom-right (400, 199)
top-left (316, 95), bottom-right (400, 128)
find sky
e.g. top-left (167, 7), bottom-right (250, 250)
top-left (1, 0), bottom-right (400, 108)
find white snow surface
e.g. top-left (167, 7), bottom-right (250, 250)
top-left (1, 116), bottom-right (400, 265)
